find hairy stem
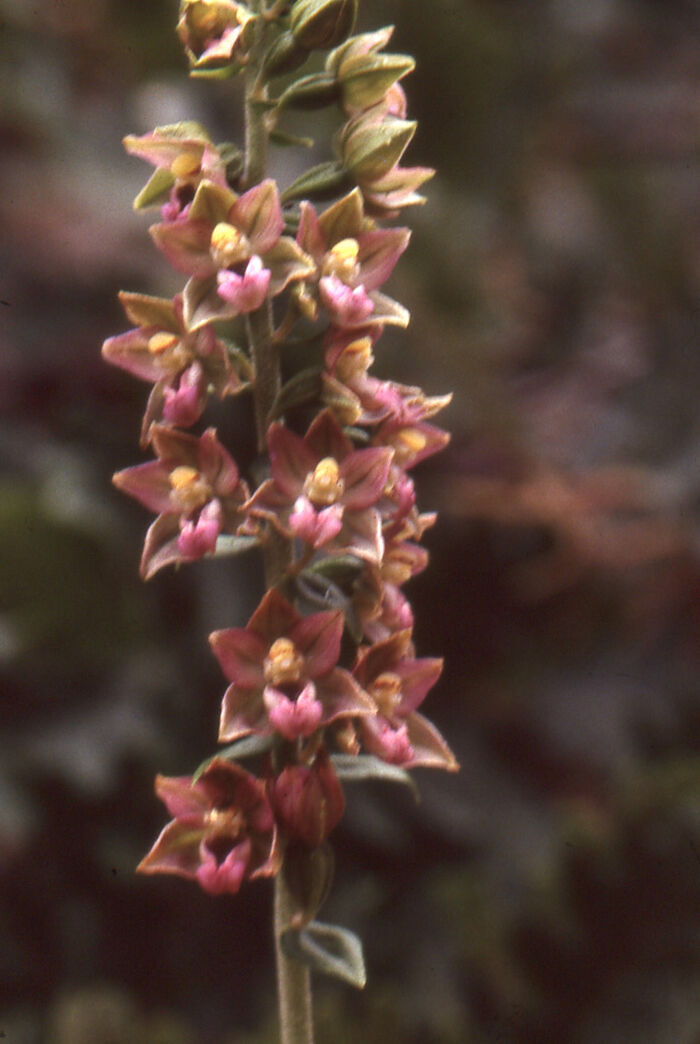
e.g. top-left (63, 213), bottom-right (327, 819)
top-left (275, 871), bottom-right (314, 1044)
top-left (243, 6), bottom-right (314, 1041)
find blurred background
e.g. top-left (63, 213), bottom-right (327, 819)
top-left (1, 0), bottom-right (699, 1041)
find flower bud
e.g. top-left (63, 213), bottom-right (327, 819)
top-left (290, 0), bottom-right (357, 51)
top-left (272, 749), bottom-right (345, 847)
top-left (342, 117), bottom-right (416, 182)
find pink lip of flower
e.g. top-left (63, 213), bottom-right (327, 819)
top-left (162, 363), bottom-right (206, 427)
top-left (289, 495), bottom-right (344, 548)
top-left (319, 275), bottom-right (375, 326)
top-left (264, 681), bottom-right (324, 741)
top-left (177, 499), bottom-right (223, 557)
top-left (216, 255), bottom-right (271, 312)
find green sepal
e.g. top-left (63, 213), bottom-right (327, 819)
top-left (340, 52), bottom-right (415, 112)
top-left (277, 72), bottom-right (341, 111)
top-left (344, 118), bottom-right (416, 182)
top-left (118, 291), bottom-right (178, 332)
top-left (133, 167), bottom-right (175, 211)
top-left (280, 920), bottom-right (366, 988)
top-left (331, 754), bottom-right (419, 800)
top-left (191, 734), bottom-right (276, 785)
top-left (281, 161), bottom-right (353, 204)
top-left (270, 367), bottom-right (323, 419)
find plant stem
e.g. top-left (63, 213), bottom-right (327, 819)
top-left (243, 7), bottom-right (314, 1042)
top-left (275, 870), bottom-right (314, 1044)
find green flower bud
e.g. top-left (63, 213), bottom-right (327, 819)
top-left (342, 117), bottom-right (416, 182)
top-left (339, 52), bottom-right (414, 112)
top-left (290, 0), bottom-right (357, 51)
top-left (261, 29), bottom-right (309, 78)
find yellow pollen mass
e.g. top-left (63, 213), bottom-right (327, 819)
top-left (304, 457), bottom-right (345, 507)
top-left (170, 151), bottom-right (201, 179)
top-left (393, 428), bottom-right (427, 462)
top-left (264, 638), bottom-right (305, 687)
top-left (210, 222), bottom-right (250, 267)
top-left (207, 807), bottom-right (244, 836)
top-left (369, 671), bottom-right (403, 715)
top-left (323, 238), bottom-right (360, 282)
top-left (211, 222), bottom-right (242, 252)
top-left (148, 332), bottom-right (180, 355)
top-left (169, 465), bottom-right (200, 491)
top-left (168, 466), bottom-right (210, 512)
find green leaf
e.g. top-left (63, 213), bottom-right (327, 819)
top-left (191, 734), bottom-right (276, 784)
top-left (281, 920), bottom-right (366, 988)
top-left (331, 754), bottom-right (419, 800)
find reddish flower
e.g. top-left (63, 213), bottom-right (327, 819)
top-left (210, 588), bottom-right (374, 742)
top-left (338, 97), bottom-right (434, 217)
top-left (176, 0), bottom-right (256, 74)
top-left (102, 292), bottom-right (251, 444)
top-left (353, 630), bottom-right (457, 770)
top-left (271, 748), bottom-right (345, 847)
top-left (138, 759), bottom-right (280, 895)
top-left (247, 410), bottom-right (393, 563)
top-left (149, 179), bottom-right (314, 331)
top-left (123, 121), bottom-right (229, 221)
top-left (112, 426), bottom-right (249, 579)
top-left (295, 190), bottom-right (410, 329)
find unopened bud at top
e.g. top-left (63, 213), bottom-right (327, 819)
top-left (290, 0), bottom-right (357, 51)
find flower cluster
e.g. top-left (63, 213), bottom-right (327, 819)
top-left (107, 2), bottom-right (455, 903)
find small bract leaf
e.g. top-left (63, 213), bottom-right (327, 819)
top-left (213, 534), bottom-right (260, 556)
top-left (277, 72), bottom-right (341, 111)
top-left (280, 920), bottom-right (366, 988)
top-left (262, 30), bottom-right (309, 79)
top-left (283, 842), bottom-right (335, 925)
top-left (270, 367), bottom-right (323, 419)
top-left (191, 733), bottom-right (276, 784)
top-left (270, 129), bottom-right (315, 149)
top-left (281, 162), bottom-right (354, 204)
top-left (331, 754), bottom-right (419, 799)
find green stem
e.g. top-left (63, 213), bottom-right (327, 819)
top-left (275, 871), bottom-right (314, 1044)
top-left (243, 7), bottom-right (314, 1042)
